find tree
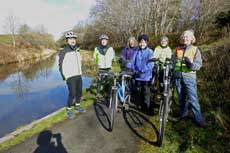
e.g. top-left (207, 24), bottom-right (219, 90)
top-left (18, 24), bottom-right (31, 35)
top-left (3, 14), bottom-right (20, 49)
top-left (178, 0), bottom-right (230, 38)
top-left (70, 0), bottom-right (229, 48)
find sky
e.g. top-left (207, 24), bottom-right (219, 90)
top-left (0, 0), bottom-right (95, 40)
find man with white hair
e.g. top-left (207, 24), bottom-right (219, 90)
top-left (173, 30), bottom-right (206, 128)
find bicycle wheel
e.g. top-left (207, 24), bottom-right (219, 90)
top-left (158, 94), bottom-right (169, 146)
top-left (109, 88), bottom-right (117, 131)
top-left (167, 88), bottom-right (173, 118)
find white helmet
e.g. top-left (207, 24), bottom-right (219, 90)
top-left (65, 31), bottom-right (77, 39)
top-left (99, 34), bottom-right (109, 40)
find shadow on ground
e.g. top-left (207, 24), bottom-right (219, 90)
top-left (122, 106), bottom-right (159, 146)
top-left (33, 130), bottom-right (68, 153)
top-left (93, 98), bottom-right (112, 132)
top-left (93, 92), bottom-right (160, 146)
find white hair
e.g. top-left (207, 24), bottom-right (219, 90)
top-left (180, 29), bottom-right (196, 44)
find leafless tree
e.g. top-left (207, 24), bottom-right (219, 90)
top-left (73, 0), bottom-right (229, 48)
top-left (3, 14), bottom-right (20, 49)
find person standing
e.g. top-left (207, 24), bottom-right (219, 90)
top-left (154, 36), bottom-right (172, 63)
top-left (154, 36), bottom-right (172, 92)
top-left (127, 34), bottom-right (154, 115)
top-left (120, 37), bottom-right (138, 71)
top-left (59, 31), bottom-right (85, 119)
top-left (93, 34), bottom-right (115, 98)
top-left (173, 30), bottom-right (206, 128)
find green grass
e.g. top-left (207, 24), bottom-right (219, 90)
top-left (0, 34), bottom-right (12, 45)
top-left (138, 110), bottom-right (229, 153)
top-left (0, 89), bottom-right (95, 151)
top-left (138, 79), bottom-right (230, 153)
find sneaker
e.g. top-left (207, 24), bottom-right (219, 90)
top-left (66, 110), bottom-right (75, 119)
top-left (75, 106), bottom-right (86, 113)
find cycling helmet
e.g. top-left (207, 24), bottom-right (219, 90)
top-left (99, 34), bottom-right (109, 40)
top-left (65, 31), bottom-right (77, 39)
top-left (138, 34), bottom-right (149, 42)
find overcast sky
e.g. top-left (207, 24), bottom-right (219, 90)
top-left (0, 0), bottom-right (95, 40)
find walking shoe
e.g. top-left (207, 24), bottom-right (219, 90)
top-left (75, 106), bottom-right (86, 113)
top-left (66, 110), bottom-right (75, 119)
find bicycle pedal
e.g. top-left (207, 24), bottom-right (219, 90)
top-left (116, 108), bottom-right (122, 113)
top-left (123, 104), bottom-right (129, 110)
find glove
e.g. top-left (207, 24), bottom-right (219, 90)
top-left (135, 71), bottom-right (144, 78)
top-left (184, 57), bottom-right (192, 68)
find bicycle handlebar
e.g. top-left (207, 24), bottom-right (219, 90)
top-left (120, 71), bottom-right (134, 77)
top-left (98, 70), bottom-right (133, 78)
top-left (148, 58), bottom-right (172, 66)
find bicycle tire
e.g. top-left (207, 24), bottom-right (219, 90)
top-left (109, 88), bottom-right (117, 131)
top-left (158, 94), bottom-right (169, 146)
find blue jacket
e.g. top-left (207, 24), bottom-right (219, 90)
top-left (127, 47), bottom-right (154, 81)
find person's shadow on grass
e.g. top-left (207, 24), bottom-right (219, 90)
top-left (33, 130), bottom-right (68, 153)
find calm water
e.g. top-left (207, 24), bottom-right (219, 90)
top-left (0, 55), bottom-right (92, 138)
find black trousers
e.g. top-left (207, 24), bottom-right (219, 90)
top-left (66, 75), bottom-right (82, 107)
top-left (134, 80), bottom-right (151, 111)
top-left (97, 68), bottom-right (111, 96)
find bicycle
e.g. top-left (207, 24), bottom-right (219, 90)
top-left (117, 71), bottom-right (133, 110)
top-left (96, 70), bottom-right (133, 131)
top-left (148, 58), bottom-right (174, 146)
top-left (148, 58), bottom-right (162, 105)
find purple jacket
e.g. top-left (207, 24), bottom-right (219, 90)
top-left (120, 46), bottom-right (137, 61)
top-left (127, 47), bottom-right (154, 81)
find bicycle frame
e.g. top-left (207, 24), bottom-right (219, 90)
top-left (117, 73), bottom-right (132, 105)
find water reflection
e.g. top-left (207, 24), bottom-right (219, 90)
top-left (0, 55), bottom-right (92, 138)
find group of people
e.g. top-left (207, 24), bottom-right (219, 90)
top-left (58, 29), bottom-right (206, 128)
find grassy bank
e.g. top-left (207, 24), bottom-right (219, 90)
top-left (0, 34), bottom-right (57, 65)
top-left (0, 47), bottom-right (57, 65)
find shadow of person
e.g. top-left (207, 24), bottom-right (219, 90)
top-left (33, 130), bottom-right (68, 153)
top-left (93, 98), bottom-right (112, 132)
top-left (122, 108), bottom-right (159, 146)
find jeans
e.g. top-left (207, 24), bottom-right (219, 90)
top-left (175, 77), bottom-right (203, 124)
top-left (66, 75), bottom-right (82, 107)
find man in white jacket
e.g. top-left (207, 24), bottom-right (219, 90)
top-left (59, 31), bottom-right (85, 119)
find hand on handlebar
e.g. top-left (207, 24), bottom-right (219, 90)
top-left (135, 71), bottom-right (144, 78)
top-left (147, 58), bottom-right (158, 63)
